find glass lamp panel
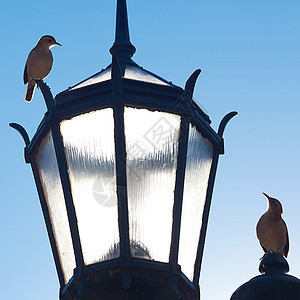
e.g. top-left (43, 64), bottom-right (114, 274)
top-left (60, 109), bottom-right (120, 265)
top-left (124, 107), bottom-right (180, 262)
top-left (36, 131), bottom-right (76, 284)
top-left (70, 68), bottom-right (112, 90)
top-left (124, 65), bottom-right (171, 86)
top-left (178, 124), bottom-right (213, 281)
top-left (70, 65), bottom-right (172, 91)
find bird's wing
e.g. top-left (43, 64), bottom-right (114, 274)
top-left (259, 242), bottom-right (268, 254)
top-left (284, 222), bottom-right (289, 257)
top-left (23, 63), bottom-right (28, 84)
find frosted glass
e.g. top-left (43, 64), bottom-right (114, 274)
top-left (178, 124), bottom-right (213, 281)
top-left (60, 109), bottom-right (120, 265)
top-left (70, 65), bottom-right (171, 90)
top-left (124, 65), bottom-right (170, 86)
top-left (124, 107), bottom-right (180, 262)
top-left (71, 68), bottom-right (112, 90)
top-left (36, 131), bottom-right (76, 284)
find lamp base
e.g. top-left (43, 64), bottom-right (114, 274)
top-left (60, 258), bottom-right (199, 300)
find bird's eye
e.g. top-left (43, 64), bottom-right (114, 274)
top-left (48, 39), bottom-right (52, 42)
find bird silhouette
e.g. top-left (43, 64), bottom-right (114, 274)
top-left (256, 193), bottom-right (289, 257)
top-left (23, 35), bottom-right (61, 102)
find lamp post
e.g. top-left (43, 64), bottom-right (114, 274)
top-left (10, 0), bottom-right (236, 299)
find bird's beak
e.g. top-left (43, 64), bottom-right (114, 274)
top-left (263, 192), bottom-right (270, 199)
top-left (55, 42), bottom-right (62, 46)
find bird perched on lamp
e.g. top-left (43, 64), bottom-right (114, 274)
top-left (256, 193), bottom-right (289, 258)
top-left (23, 35), bottom-right (61, 102)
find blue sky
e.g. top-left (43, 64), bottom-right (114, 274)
top-left (1, 0), bottom-right (300, 299)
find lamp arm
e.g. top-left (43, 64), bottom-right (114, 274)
top-left (33, 79), bottom-right (55, 111)
top-left (111, 55), bottom-right (123, 98)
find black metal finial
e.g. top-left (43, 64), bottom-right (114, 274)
top-left (230, 253), bottom-right (300, 300)
top-left (218, 111), bottom-right (238, 138)
top-left (259, 252), bottom-right (289, 275)
top-left (110, 0), bottom-right (136, 63)
top-left (9, 123), bottom-right (30, 147)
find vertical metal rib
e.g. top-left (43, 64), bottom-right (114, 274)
top-left (193, 112), bottom-right (237, 283)
top-left (169, 117), bottom-right (189, 264)
top-left (193, 151), bottom-right (219, 284)
top-left (113, 106), bottom-right (131, 259)
top-left (170, 69), bottom-right (202, 264)
top-left (51, 124), bottom-right (85, 269)
top-left (112, 55), bottom-right (132, 289)
top-left (168, 116), bottom-right (189, 298)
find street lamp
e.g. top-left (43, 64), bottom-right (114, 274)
top-left (10, 0), bottom-right (236, 299)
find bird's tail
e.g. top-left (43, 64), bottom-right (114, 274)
top-left (25, 81), bottom-right (36, 102)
